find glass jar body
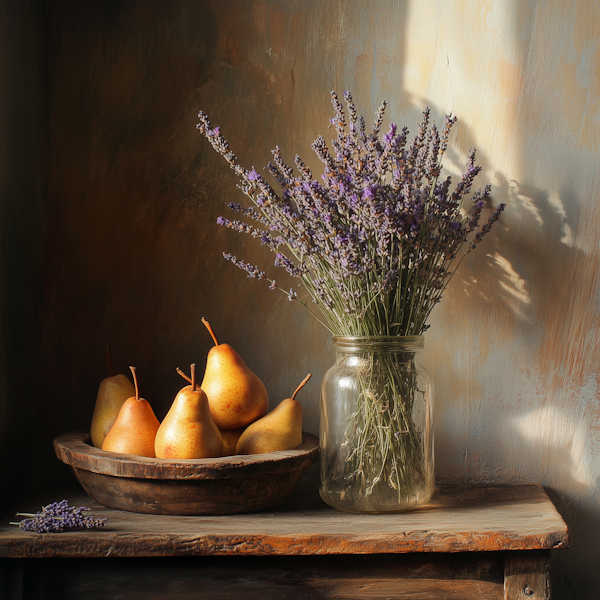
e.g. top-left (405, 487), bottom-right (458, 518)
top-left (319, 336), bottom-right (434, 513)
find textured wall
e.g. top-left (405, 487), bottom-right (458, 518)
top-left (35, 1), bottom-right (600, 598)
top-left (406, 4), bottom-right (600, 598)
top-left (0, 0), bottom-right (45, 515)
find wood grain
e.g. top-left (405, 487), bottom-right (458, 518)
top-left (0, 480), bottom-right (569, 558)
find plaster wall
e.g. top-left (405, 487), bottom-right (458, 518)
top-left (33, 1), bottom-right (600, 598)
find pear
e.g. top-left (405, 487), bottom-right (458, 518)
top-left (220, 427), bottom-right (246, 456)
top-left (236, 373), bottom-right (311, 455)
top-left (90, 344), bottom-right (135, 448)
top-left (200, 317), bottom-right (268, 430)
top-left (155, 365), bottom-right (223, 459)
top-left (175, 366), bottom-right (244, 456)
top-left (102, 367), bottom-right (160, 458)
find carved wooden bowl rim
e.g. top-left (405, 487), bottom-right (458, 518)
top-left (54, 432), bottom-right (320, 481)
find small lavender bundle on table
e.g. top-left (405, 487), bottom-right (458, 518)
top-left (11, 499), bottom-right (107, 533)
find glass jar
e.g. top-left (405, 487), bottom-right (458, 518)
top-left (319, 336), bottom-right (434, 513)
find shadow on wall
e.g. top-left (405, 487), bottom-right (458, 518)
top-left (0, 0), bottom-right (45, 515)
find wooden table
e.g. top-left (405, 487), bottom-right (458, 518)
top-left (0, 475), bottom-right (569, 600)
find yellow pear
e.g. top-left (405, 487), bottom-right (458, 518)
top-left (155, 365), bottom-right (223, 459)
top-left (200, 317), bottom-right (268, 430)
top-left (90, 344), bottom-right (135, 448)
top-left (220, 427), bottom-right (246, 456)
top-left (236, 374), bottom-right (310, 455)
top-left (102, 367), bottom-right (160, 458)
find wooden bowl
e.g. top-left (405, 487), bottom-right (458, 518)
top-left (54, 432), bottom-right (319, 515)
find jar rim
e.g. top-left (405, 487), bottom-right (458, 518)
top-left (332, 335), bottom-right (424, 351)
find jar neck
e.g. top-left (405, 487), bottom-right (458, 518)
top-left (332, 335), bottom-right (425, 354)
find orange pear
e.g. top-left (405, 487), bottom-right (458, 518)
top-left (236, 374), bottom-right (310, 455)
top-left (101, 367), bottom-right (160, 458)
top-left (90, 344), bottom-right (135, 448)
top-left (155, 365), bottom-right (223, 459)
top-left (200, 317), bottom-right (268, 430)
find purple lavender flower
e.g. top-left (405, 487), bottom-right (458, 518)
top-left (12, 500), bottom-right (108, 533)
top-left (223, 253), bottom-right (266, 279)
top-left (196, 92), bottom-right (505, 336)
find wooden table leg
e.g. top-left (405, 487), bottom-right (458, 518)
top-left (504, 550), bottom-right (550, 600)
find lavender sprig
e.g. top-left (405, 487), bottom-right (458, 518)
top-left (11, 500), bottom-right (108, 533)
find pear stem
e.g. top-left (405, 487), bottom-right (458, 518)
top-left (291, 373), bottom-right (312, 401)
top-left (129, 366), bottom-right (139, 400)
top-left (175, 367), bottom-right (192, 383)
top-left (191, 364), bottom-right (197, 392)
top-left (106, 343), bottom-right (115, 377)
top-left (201, 317), bottom-right (220, 346)
top-left (176, 367), bottom-right (192, 384)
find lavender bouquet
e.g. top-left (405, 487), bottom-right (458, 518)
top-left (197, 91), bottom-right (504, 505)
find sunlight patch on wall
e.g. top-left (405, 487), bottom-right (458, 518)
top-left (512, 403), bottom-right (595, 487)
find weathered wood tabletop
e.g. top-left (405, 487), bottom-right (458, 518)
top-left (0, 477), bottom-right (570, 600)
top-left (0, 478), bottom-right (569, 558)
